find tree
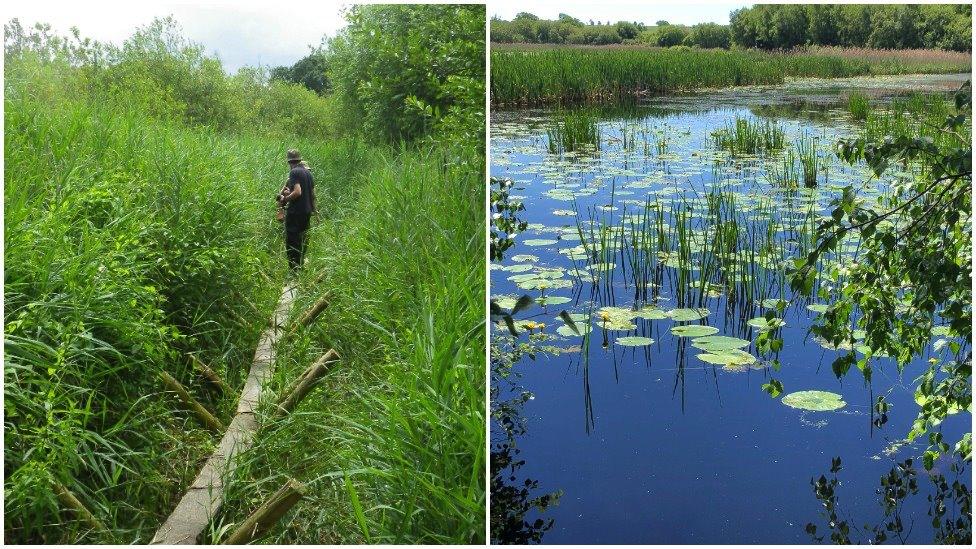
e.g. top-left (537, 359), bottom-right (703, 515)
top-left (615, 21), bottom-right (639, 40)
top-left (790, 82), bottom-right (972, 470)
top-left (327, 4), bottom-right (484, 143)
top-left (270, 51), bottom-right (329, 95)
top-left (686, 23), bottom-right (731, 49)
top-left (806, 4), bottom-right (839, 46)
top-left (770, 4), bottom-right (808, 49)
top-left (656, 25), bottom-right (689, 47)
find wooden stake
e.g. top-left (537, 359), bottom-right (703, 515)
top-left (232, 291), bottom-right (264, 318)
top-left (53, 481), bottom-right (110, 537)
top-left (188, 354), bottom-right (232, 396)
top-left (275, 349), bottom-right (340, 418)
top-left (288, 291), bottom-right (332, 335)
top-left (221, 478), bottom-right (306, 545)
top-left (305, 268), bottom-right (328, 288)
top-left (160, 371), bottom-right (225, 433)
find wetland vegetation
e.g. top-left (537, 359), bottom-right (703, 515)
top-left (490, 34), bottom-right (971, 542)
top-left (5, 4), bottom-right (484, 544)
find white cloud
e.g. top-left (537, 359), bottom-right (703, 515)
top-left (3, 0), bottom-right (351, 72)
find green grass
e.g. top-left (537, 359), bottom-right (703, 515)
top-left (214, 145), bottom-right (485, 544)
top-left (848, 91), bottom-right (870, 121)
top-left (490, 45), bottom-right (972, 105)
top-left (711, 117), bottom-right (785, 156)
top-left (546, 110), bottom-right (601, 153)
top-left (5, 46), bottom-right (484, 545)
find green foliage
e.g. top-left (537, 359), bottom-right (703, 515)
top-left (790, 82), bottom-right (972, 466)
top-left (327, 4), bottom-right (484, 144)
top-left (847, 91), bottom-right (869, 121)
top-left (546, 110), bottom-right (601, 153)
top-left (711, 117), bottom-right (785, 156)
top-left (4, 17), bottom-right (338, 138)
top-left (656, 25), bottom-right (689, 47)
top-left (730, 3), bottom-right (973, 52)
top-left (5, 7), bottom-right (485, 544)
top-left (270, 51), bottom-right (330, 94)
top-left (490, 12), bottom-right (646, 45)
top-left (490, 178), bottom-right (528, 261)
top-left (490, 45), bottom-right (969, 105)
top-left (685, 23), bottom-right (731, 49)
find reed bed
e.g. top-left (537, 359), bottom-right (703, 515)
top-left (491, 46), bottom-right (972, 106)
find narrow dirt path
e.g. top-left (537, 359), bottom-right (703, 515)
top-left (151, 282), bottom-right (296, 544)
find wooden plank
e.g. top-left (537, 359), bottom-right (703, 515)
top-left (151, 283), bottom-right (296, 545)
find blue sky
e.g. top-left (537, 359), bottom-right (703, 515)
top-left (490, 0), bottom-right (748, 26)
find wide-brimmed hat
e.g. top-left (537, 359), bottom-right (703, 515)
top-left (286, 149), bottom-right (302, 162)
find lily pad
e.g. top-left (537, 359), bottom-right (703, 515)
top-left (616, 336), bottom-right (654, 347)
top-left (806, 303), bottom-right (829, 314)
top-left (492, 295), bottom-right (519, 310)
top-left (634, 306), bottom-right (668, 320)
top-left (697, 349), bottom-right (757, 366)
top-left (537, 296), bottom-right (572, 306)
top-left (511, 254), bottom-right (538, 263)
top-left (670, 325), bottom-right (719, 338)
top-left (667, 308), bottom-right (711, 322)
top-left (523, 239), bottom-right (558, 247)
top-left (782, 390), bottom-right (847, 412)
top-left (747, 317), bottom-right (786, 331)
top-left (502, 264), bottom-right (534, 273)
top-left (557, 323), bottom-right (592, 337)
top-left (761, 298), bottom-right (787, 310)
top-left (518, 278), bottom-right (574, 291)
top-left (691, 335), bottom-right (751, 352)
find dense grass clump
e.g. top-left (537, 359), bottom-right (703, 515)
top-left (711, 117), bottom-right (785, 156)
top-left (546, 110), bottom-right (601, 153)
top-left (490, 45), bottom-right (972, 105)
top-left (848, 91), bottom-right (870, 121)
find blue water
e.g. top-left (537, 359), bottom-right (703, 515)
top-left (490, 76), bottom-right (971, 544)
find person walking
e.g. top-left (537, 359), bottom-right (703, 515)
top-left (277, 149), bottom-right (315, 272)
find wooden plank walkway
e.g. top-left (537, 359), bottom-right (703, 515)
top-left (151, 283), bottom-right (296, 545)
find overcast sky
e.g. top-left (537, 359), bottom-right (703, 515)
top-left (490, 0), bottom-right (747, 26)
top-left (3, 0), bottom-right (351, 72)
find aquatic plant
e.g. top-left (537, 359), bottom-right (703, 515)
top-left (847, 91), bottom-right (870, 121)
top-left (712, 117), bottom-right (785, 156)
top-left (796, 132), bottom-right (822, 188)
top-left (546, 110), bottom-right (601, 154)
top-left (782, 390), bottom-right (846, 411)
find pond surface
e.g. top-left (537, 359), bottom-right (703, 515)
top-left (490, 74), bottom-right (971, 544)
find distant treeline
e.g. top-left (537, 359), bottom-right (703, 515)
top-left (490, 4), bottom-right (972, 52)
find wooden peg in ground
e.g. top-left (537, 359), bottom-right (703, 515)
top-left (53, 481), bottom-right (111, 537)
top-left (286, 291), bottom-right (332, 335)
top-left (221, 478), bottom-right (306, 545)
top-left (188, 354), bottom-right (232, 396)
top-left (274, 349), bottom-right (340, 418)
top-left (159, 371), bottom-right (225, 433)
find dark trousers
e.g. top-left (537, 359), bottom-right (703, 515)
top-left (285, 213), bottom-right (311, 271)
